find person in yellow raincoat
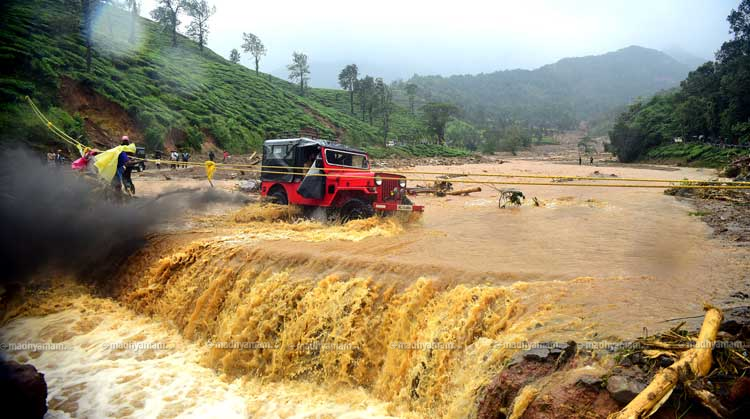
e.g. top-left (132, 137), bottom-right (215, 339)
top-left (93, 140), bottom-right (137, 189)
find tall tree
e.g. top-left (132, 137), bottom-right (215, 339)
top-left (356, 76), bottom-right (375, 122)
top-left (422, 102), bottom-right (459, 144)
top-left (405, 83), bottom-right (418, 114)
top-left (185, 0), bottom-right (215, 52)
top-left (151, 0), bottom-right (187, 47)
top-left (375, 79), bottom-right (393, 145)
top-left (287, 52), bottom-right (310, 95)
top-left (229, 48), bottom-right (241, 63)
top-left (242, 33), bottom-right (266, 75)
top-left (338, 64), bottom-right (358, 115)
top-left (79, 0), bottom-right (101, 72)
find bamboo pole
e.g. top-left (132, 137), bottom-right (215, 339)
top-left (608, 307), bottom-right (723, 419)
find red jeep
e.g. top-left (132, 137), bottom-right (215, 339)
top-left (259, 138), bottom-right (424, 219)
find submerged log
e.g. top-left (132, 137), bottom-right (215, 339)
top-left (446, 187), bottom-right (482, 196)
top-left (608, 307), bottom-right (723, 419)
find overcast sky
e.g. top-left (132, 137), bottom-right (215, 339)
top-left (139, 0), bottom-right (737, 86)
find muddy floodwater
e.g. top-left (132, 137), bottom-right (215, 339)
top-left (3, 159), bottom-right (748, 418)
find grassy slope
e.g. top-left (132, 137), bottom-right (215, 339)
top-left (0, 0), bottom-right (389, 152)
top-left (267, 79), bottom-right (428, 144)
top-left (643, 143), bottom-right (747, 168)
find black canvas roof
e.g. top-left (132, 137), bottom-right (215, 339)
top-left (263, 138), bottom-right (366, 154)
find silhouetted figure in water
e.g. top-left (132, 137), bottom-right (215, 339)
top-left (590, 156), bottom-right (594, 165)
top-left (578, 156), bottom-right (582, 165)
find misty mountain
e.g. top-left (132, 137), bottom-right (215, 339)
top-left (409, 46), bottom-right (692, 129)
top-left (663, 46), bottom-right (710, 71)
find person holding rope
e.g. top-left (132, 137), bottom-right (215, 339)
top-left (111, 136), bottom-right (131, 193)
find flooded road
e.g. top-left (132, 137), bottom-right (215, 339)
top-left (3, 159), bottom-right (748, 418)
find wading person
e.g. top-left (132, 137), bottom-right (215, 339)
top-left (122, 152), bottom-right (138, 195)
top-left (208, 150), bottom-right (215, 162)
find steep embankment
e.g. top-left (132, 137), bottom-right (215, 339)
top-left (0, 0), bottom-right (397, 152)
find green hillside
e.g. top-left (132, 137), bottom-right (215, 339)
top-left (0, 0), bottom-right (419, 153)
top-left (409, 46), bottom-right (691, 130)
top-left (264, 74), bottom-right (427, 143)
top-left (608, 2), bottom-right (750, 166)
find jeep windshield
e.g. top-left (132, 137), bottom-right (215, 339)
top-left (324, 149), bottom-right (369, 170)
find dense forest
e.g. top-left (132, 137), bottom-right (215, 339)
top-left (609, 1), bottom-right (750, 163)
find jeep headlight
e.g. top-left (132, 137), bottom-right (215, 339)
top-left (375, 177), bottom-right (383, 186)
top-left (398, 179), bottom-right (406, 188)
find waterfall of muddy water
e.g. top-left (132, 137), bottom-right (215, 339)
top-left (0, 294), bottom-right (410, 418)
top-left (5, 160), bottom-right (748, 418)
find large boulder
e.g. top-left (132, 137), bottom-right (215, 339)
top-left (0, 360), bottom-right (47, 418)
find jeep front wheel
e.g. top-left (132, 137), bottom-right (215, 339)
top-left (269, 188), bottom-right (288, 205)
top-left (340, 198), bottom-right (374, 222)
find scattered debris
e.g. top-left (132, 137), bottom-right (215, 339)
top-left (722, 155), bottom-right (750, 180)
top-left (589, 170), bottom-right (619, 178)
top-left (499, 189), bottom-right (525, 208)
top-left (476, 307), bottom-right (750, 419)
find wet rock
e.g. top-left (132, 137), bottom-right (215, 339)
top-left (577, 374), bottom-right (604, 388)
top-left (510, 342), bottom-right (575, 366)
top-left (523, 347), bottom-right (551, 362)
top-left (728, 377), bottom-right (750, 411)
top-left (477, 343), bottom-right (579, 418)
top-left (721, 305), bottom-right (750, 335)
top-left (522, 383), bottom-right (619, 418)
top-left (606, 374), bottom-right (646, 404)
top-left (477, 358), bottom-right (557, 419)
top-left (657, 355), bottom-right (675, 368)
top-left (0, 360), bottom-right (47, 418)
top-left (238, 180), bottom-right (259, 192)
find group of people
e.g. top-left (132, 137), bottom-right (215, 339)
top-left (46, 149), bottom-right (66, 166)
top-left (57, 133), bottom-right (232, 198)
top-left (169, 150), bottom-right (191, 169)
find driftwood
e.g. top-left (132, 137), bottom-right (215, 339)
top-left (446, 187), bottom-right (482, 196)
top-left (608, 307), bottom-right (723, 419)
top-left (407, 187), bottom-right (438, 195)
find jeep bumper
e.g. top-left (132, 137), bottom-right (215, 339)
top-left (373, 202), bottom-right (424, 212)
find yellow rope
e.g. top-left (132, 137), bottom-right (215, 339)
top-left (163, 165), bottom-right (750, 190)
